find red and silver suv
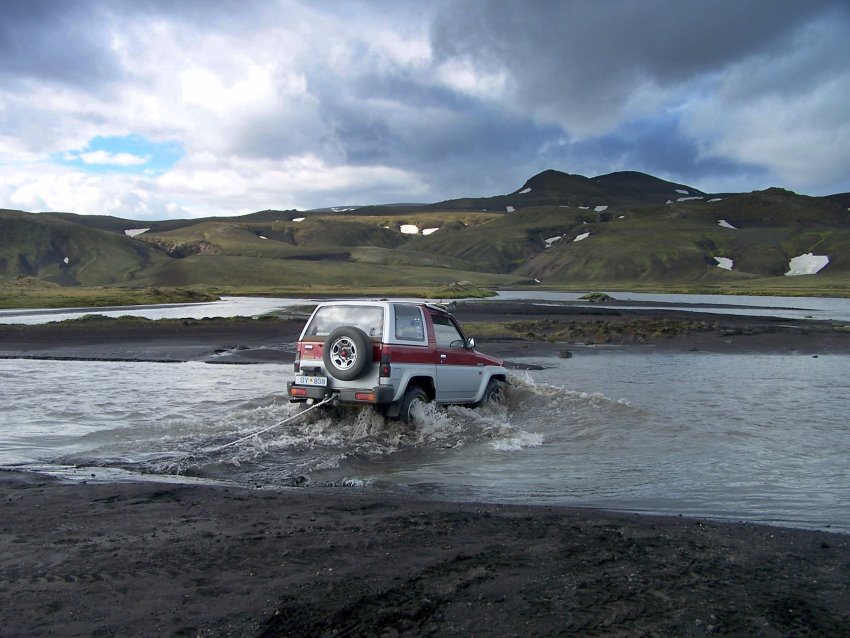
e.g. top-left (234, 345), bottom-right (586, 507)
top-left (287, 301), bottom-right (507, 422)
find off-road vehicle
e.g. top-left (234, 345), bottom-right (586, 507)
top-left (287, 301), bottom-right (507, 422)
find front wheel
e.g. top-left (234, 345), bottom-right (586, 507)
top-left (479, 378), bottom-right (505, 406)
top-left (399, 386), bottom-right (429, 424)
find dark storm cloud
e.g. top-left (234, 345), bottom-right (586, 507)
top-left (307, 62), bottom-right (564, 196)
top-left (541, 115), bottom-right (773, 192)
top-left (430, 0), bottom-right (846, 134)
top-left (115, 0), bottom-right (281, 32)
top-left (0, 0), bottom-right (119, 87)
top-left (0, 0), bottom-right (277, 89)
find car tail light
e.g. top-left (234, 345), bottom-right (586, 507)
top-left (294, 348), bottom-right (301, 373)
top-left (290, 387), bottom-right (307, 397)
top-left (355, 392), bottom-right (377, 402)
top-left (379, 352), bottom-right (391, 378)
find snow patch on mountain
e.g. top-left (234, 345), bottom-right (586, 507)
top-left (785, 254), bottom-right (829, 276)
top-left (714, 257), bottom-right (733, 270)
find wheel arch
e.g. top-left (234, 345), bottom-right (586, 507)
top-left (406, 376), bottom-right (436, 401)
top-left (384, 375), bottom-right (435, 418)
top-left (472, 370), bottom-right (509, 404)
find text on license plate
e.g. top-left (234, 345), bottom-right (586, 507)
top-left (296, 375), bottom-right (327, 387)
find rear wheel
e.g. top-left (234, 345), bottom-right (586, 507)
top-left (399, 386), bottom-right (429, 424)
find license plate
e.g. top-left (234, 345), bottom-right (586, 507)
top-left (296, 375), bottom-right (327, 387)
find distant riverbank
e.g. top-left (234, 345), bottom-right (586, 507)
top-left (2, 300), bottom-right (849, 364)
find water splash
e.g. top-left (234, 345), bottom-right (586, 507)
top-left (56, 378), bottom-right (566, 484)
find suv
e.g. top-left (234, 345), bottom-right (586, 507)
top-left (287, 301), bottom-right (507, 422)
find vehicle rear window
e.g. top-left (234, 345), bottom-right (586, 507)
top-left (304, 305), bottom-right (384, 338)
top-left (394, 304), bottom-right (425, 342)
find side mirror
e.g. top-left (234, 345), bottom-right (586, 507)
top-left (466, 337), bottom-right (475, 349)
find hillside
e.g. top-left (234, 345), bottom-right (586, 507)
top-left (0, 209), bottom-right (170, 286)
top-left (2, 170), bottom-right (849, 297)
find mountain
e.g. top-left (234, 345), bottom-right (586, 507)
top-left (422, 170), bottom-right (709, 213)
top-left (0, 209), bottom-right (170, 285)
top-left (2, 170), bottom-right (849, 293)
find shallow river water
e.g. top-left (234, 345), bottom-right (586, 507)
top-left (2, 349), bottom-right (848, 532)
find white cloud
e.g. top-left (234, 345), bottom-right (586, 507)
top-left (0, 3), bottom-right (435, 218)
top-left (434, 58), bottom-right (508, 99)
top-left (0, 153), bottom-right (425, 219)
top-left (74, 150), bottom-right (151, 166)
top-left (0, 164), bottom-right (187, 217)
top-left (153, 153), bottom-right (426, 217)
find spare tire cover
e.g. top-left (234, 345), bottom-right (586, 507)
top-left (323, 326), bottom-right (373, 381)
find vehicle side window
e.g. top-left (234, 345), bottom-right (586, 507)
top-left (431, 313), bottom-right (465, 349)
top-left (394, 305), bottom-right (425, 342)
top-left (305, 305), bottom-right (384, 337)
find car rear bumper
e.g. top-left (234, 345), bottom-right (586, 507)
top-left (287, 382), bottom-right (395, 405)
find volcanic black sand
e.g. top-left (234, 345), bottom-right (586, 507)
top-left (2, 472), bottom-right (849, 637)
top-left (1, 300), bottom-right (850, 636)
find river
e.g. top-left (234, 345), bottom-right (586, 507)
top-left (2, 331), bottom-right (848, 531)
top-left (2, 290), bottom-right (850, 324)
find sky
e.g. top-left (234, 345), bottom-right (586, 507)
top-left (1, 0), bottom-right (849, 220)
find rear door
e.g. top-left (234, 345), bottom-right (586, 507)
top-left (430, 312), bottom-right (483, 402)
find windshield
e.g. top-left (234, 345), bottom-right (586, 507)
top-left (304, 305), bottom-right (384, 338)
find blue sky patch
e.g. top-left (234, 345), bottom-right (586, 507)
top-left (55, 135), bottom-right (183, 175)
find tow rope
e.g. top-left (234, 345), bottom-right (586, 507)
top-left (208, 395), bottom-right (336, 453)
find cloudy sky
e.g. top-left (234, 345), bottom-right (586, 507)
top-left (1, 0), bottom-right (849, 219)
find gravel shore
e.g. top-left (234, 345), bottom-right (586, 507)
top-left (2, 471), bottom-right (849, 637)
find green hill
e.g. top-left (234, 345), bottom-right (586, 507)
top-left (0, 209), bottom-right (170, 286)
top-left (2, 169), bottom-right (849, 301)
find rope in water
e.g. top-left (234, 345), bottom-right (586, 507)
top-left (208, 395), bottom-right (336, 453)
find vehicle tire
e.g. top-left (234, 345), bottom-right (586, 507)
top-left (399, 385), bottom-right (429, 424)
top-left (479, 378), bottom-right (505, 406)
top-left (323, 326), bottom-right (372, 381)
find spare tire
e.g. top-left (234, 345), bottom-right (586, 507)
top-left (323, 326), bottom-right (373, 381)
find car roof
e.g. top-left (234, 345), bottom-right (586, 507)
top-left (314, 300), bottom-right (453, 315)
